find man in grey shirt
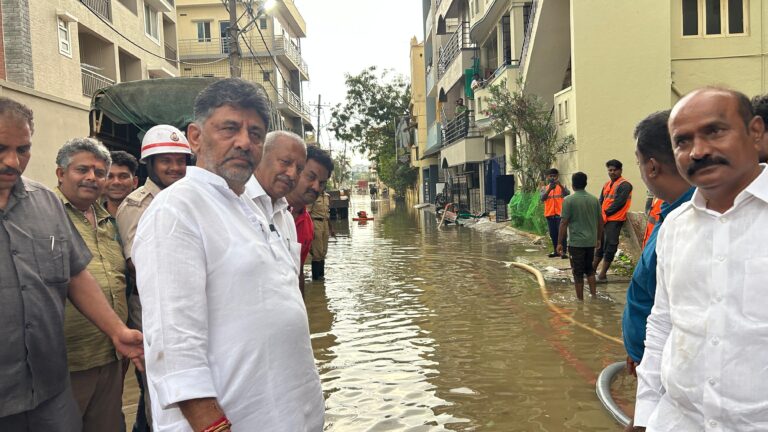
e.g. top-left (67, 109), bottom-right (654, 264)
top-left (0, 97), bottom-right (144, 431)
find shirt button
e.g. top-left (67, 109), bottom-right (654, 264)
top-left (716, 255), bottom-right (725, 262)
top-left (719, 217), bottom-right (726, 223)
top-left (25, 322), bottom-right (32, 329)
top-left (715, 295), bottom-right (723, 303)
top-left (11, 250), bottom-right (18, 255)
top-left (709, 419), bottom-right (718, 428)
top-left (708, 377), bottom-right (717, 385)
top-left (20, 285), bottom-right (26, 291)
top-left (712, 337), bottom-right (720, 346)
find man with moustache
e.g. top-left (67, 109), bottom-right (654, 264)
top-left (54, 138), bottom-right (130, 431)
top-left (0, 97), bottom-right (143, 431)
top-left (286, 144), bottom-right (334, 295)
top-left (620, 110), bottom-right (694, 389)
top-left (103, 150), bottom-right (138, 216)
top-left (594, 159), bottom-right (633, 281)
top-left (247, 130), bottom-right (307, 274)
top-left (116, 124), bottom-right (191, 432)
top-left (133, 79), bottom-right (323, 432)
top-left (634, 88), bottom-right (768, 431)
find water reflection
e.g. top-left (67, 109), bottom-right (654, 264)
top-left (307, 197), bottom-right (629, 431)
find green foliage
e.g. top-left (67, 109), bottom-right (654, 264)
top-left (329, 66), bottom-right (417, 196)
top-left (330, 150), bottom-right (352, 190)
top-left (484, 79), bottom-right (574, 192)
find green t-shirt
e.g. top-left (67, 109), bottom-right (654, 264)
top-left (561, 190), bottom-right (601, 248)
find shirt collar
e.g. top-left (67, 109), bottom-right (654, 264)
top-left (186, 166), bottom-right (241, 198)
top-left (55, 186), bottom-right (112, 223)
top-left (143, 177), bottom-right (162, 196)
top-left (13, 177), bottom-right (29, 198)
top-left (660, 187), bottom-right (696, 218)
top-left (245, 175), bottom-right (290, 216)
top-left (691, 164), bottom-right (768, 212)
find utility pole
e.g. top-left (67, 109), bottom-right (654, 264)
top-left (316, 94), bottom-right (322, 147)
top-left (228, 0), bottom-right (240, 77)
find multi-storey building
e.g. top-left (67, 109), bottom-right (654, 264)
top-left (423, 0), bottom-right (768, 214)
top-left (1, 0), bottom-right (180, 184)
top-left (175, 0), bottom-right (311, 135)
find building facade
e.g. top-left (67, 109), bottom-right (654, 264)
top-left (423, 0), bottom-right (768, 213)
top-left (175, 0), bottom-right (311, 135)
top-left (1, 0), bottom-right (180, 185)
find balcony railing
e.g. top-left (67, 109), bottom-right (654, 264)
top-left (442, 110), bottom-right (478, 145)
top-left (178, 36), bottom-right (309, 77)
top-left (164, 43), bottom-right (178, 67)
top-left (274, 36), bottom-right (309, 77)
top-left (81, 66), bottom-right (115, 97)
top-left (519, 0), bottom-right (538, 72)
top-left (279, 88), bottom-right (310, 118)
top-left (81, 0), bottom-right (111, 21)
top-left (437, 21), bottom-right (474, 80)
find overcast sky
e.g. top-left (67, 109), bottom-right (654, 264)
top-left (293, 0), bottom-right (424, 163)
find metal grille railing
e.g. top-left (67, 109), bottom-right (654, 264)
top-left (442, 110), bottom-right (479, 145)
top-left (81, 67), bottom-right (115, 97)
top-left (437, 22), bottom-right (474, 80)
top-left (280, 88), bottom-right (310, 118)
top-left (274, 36), bottom-right (309, 77)
top-left (81, 0), bottom-right (111, 21)
top-left (519, 0), bottom-right (538, 72)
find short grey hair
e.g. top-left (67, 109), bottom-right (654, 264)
top-left (193, 78), bottom-right (271, 129)
top-left (56, 137), bottom-right (112, 169)
top-left (264, 130), bottom-right (306, 154)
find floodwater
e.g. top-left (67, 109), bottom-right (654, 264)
top-left (306, 196), bottom-right (635, 432)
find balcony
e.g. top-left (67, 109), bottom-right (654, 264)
top-left (473, 63), bottom-right (519, 127)
top-left (164, 43), bottom-right (177, 68)
top-left (440, 112), bottom-right (485, 167)
top-left (81, 0), bottom-right (111, 21)
top-left (437, 22), bottom-right (473, 80)
top-left (81, 66), bottom-right (115, 97)
top-left (277, 88), bottom-right (310, 121)
top-left (178, 36), bottom-right (309, 80)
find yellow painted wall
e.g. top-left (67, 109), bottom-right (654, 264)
top-left (569, 0), bottom-right (670, 208)
top-left (0, 82), bottom-right (90, 187)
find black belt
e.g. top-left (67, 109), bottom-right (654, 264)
top-left (312, 217), bottom-right (325, 221)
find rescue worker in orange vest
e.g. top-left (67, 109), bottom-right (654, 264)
top-left (540, 168), bottom-right (570, 258)
top-left (593, 159), bottom-right (632, 282)
top-left (642, 197), bottom-right (663, 248)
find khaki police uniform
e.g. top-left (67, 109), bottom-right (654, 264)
top-left (309, 193), bottom-right (331, 280)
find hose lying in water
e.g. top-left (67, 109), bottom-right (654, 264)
top-left (596, 362), bottom-right (631, 427)
top-left (509, 261), bottom-right (632, 427)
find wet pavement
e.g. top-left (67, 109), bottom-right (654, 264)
top-left (307, 196), bottom-right (635, 431)
top-left (123, 195), bottom-right (637, 431)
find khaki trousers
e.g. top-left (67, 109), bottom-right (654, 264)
top-left (70, 360), bottom-right (125, 432)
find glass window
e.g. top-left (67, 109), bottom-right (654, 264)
top-left (260, 18), bottom-right (268, 29)
top-left (262, 72), bottom-right (270, 82)
top-left (705, 0), bottom-right (722, 34)
top-left (144, 4), bottom-right (159, 40)
top-left (728, 0), bottom-right (745, 33)
top-left (58, 19), bottom-right (72, 56)
top-left (682, 0), bottom-right (699, 35)
top-left (220, 22), bottom-right (231, 54)
top-left (197, 22), bottom-right (211, 42)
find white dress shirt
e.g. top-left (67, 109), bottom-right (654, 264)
top-left (635, 164), bottom-right (768, 431)
top-left (133, 167), bottom-right (323, 432)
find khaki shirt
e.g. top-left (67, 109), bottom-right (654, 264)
top-left (309, 193), bottom-right (330, 221)
top-left (116, 178), bottom-right (161, 260)
top-left (0, 178), bottom-right (91, 416)
top-left (56, 188), bottom-right (127, 372)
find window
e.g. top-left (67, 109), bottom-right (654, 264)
top-left (144, 3), bottom-right (159, 41)
top-left (682, 0), bottom-right (746, 37)
top-left (197, 21), bottom-right (211, 42)
top-left (262, 72), bottom-right (271, 82)
top-left (220, 21), bottom-right (231, 54)
top-left (58, 19), bottom-right (72, 57)
top-left (564, 100), bottom-right (569, 121)
top-left (259, 18), bottom-right (268, 29)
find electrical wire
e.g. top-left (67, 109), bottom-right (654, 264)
top-left (79, 0), bottom-right (227, 66)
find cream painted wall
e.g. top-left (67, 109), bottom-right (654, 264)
top-left (0, 82), bottom-right (90, 188)
top-left (569, 0), bottom-right (670, 208)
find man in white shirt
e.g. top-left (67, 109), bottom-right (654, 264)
top-left (633, 87), bottom-right (768, 431)
top-left (246, 130), bottom-right (308, 276)
top-left (133, 78), bottom-right (324, 432)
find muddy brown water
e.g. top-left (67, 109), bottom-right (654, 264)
top-left (124, 195), bottom-right (636, 431)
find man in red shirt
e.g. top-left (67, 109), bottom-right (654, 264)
top-left (287, 145), bottom-right (334, 295)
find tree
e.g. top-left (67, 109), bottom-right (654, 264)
top-left (330, 146), bottom-right (352, 190)
top-left (484, 79), bottom-right (574, 192)
top-left (329, 66), bottom-right (417, 197)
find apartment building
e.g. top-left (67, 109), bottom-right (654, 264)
top-left (0, 0), bottom-right (180, 184)
top-left (422, 0), bottom-right (768, 214)
top-left (175, 0), bottom-right (311, 135)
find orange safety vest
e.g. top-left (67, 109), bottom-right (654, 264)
top-left (601, 177), bottom-right (631, 222)
top-left (543, 184), bottom-right (566, 217)
top-left (642, 197), bottom-right (663, 248)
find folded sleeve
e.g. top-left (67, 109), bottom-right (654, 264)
top-left (133, 202), bottom-right (216, 408)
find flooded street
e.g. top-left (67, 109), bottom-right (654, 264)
top-left (307, 196), bottom-right (634, 431)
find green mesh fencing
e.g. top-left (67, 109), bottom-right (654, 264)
top-left (508, 192), bottom-right (548, 235)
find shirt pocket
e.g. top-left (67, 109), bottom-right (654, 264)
top-left (33, 237), bottom-right (69, 284)
top-left (742, 257), bottom-right (768, 322)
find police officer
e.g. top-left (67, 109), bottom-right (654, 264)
top-left (309, 191), bottom-right (334, 280)
top-left (115, 124), bottom-right (191, 431)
